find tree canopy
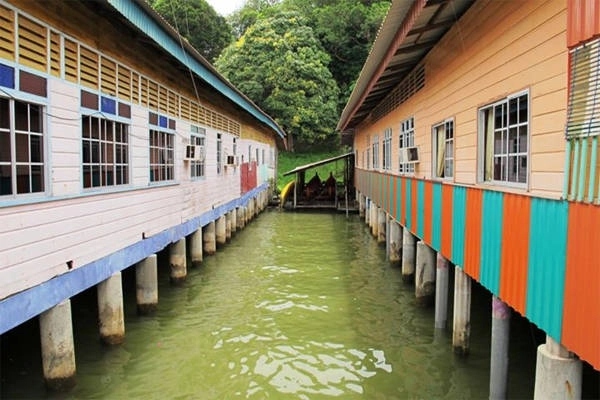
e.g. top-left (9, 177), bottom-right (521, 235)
top-left (152, 0), bottom-right (233, 62)
top-left (216, 11), bottom-right (340, 150)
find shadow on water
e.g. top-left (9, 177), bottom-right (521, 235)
top-left (1, 210), bottom-right (598, 399)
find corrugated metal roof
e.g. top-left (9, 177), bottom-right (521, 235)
top-left (337, 0), bottom-right (475, 133)
top-left (105, 0), bottom-right (286, 142)
top-left (282, 152), bottom-right (354, 176)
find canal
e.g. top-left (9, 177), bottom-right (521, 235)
top-left (1, 211), bottom-right (590, 398)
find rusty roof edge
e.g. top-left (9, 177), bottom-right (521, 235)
top-left (336, 0), bottom-right (427, 133)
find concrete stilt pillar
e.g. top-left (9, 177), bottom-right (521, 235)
top-left (231, 208), bottom-right (237, 234)
top-left (237, 207), bottom-right (244, 230)
top-left (377, 209), bottom-right (386, 245)
top-left (365, 199), bottom-right (370, 225)
top-left (216, 215), bottom-right (227, 247)
top-left (490, 296), bottom-right (511, 400)
top-left (359, 194), bottom-right (365, 218)
top-left (371, 206), bottom-right (379, 238)
top-left (254, 197), bottom-right (259, 216)
top-left (401, 229), bottom-right (417, 283)
top-left (246, 202), bottom-right (252, 223)
top-left (389, 221), bottom-right (402, 266)
top-left (415, 241), bottom-right (436, 307)
top-left (225, 212), bottom-right (232, 242)
top-left (533, 336), bottom-right (582, 400)
top-left (97, 272), bottom-right (125, 345)
top-left (136, 255), bottom-right (158, 314)
top-left (39, 299), bottom-right (76, 390)
top-left (169, 238), bottom-right (187, 284)
top-left (435, 253), bottom-right (449, 328)
top-left (190, 229), bottom-right (203, 267)
top-left (203, 221), bottom-right (216, 255)
top-left (453, 266), bottom-right (471, 356)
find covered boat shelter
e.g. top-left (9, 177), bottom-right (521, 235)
top-left (281, 152), bottom-right (355, 212)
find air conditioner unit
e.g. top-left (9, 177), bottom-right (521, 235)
top-left (226, 155), bottom-right (236, 165)
top-left (399, 146), bottom-right (419, 163)
top-left (184, 145), bottom-right (205, 161)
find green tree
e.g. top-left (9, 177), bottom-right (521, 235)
top-left (216, 11), bottom-right (340, 150)
top-left (152, 0), bottom-right (233, 62)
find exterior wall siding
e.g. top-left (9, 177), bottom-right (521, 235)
top-left (356, 169), bottom-right (600, 370)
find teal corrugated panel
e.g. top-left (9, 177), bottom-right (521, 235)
top-left (480, 191), bottom-right (504, 296)
top-left (108, 0), bottom-right (285, 139)
top-left (417, 180), bottom-right (425, 238)
top-left (452, 186), bottom-right (467, 267)
top-left (396, 177), bottom-right (403, 223)
top-left (388, 175), bottom-right (393, 215)
top-left (526, 198), bottom-right (569, 341)
top-left (432, 183), bottom-right (442, 251)
top-left (405, 179), bottom-right (413, 230)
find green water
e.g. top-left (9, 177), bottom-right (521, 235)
top-left (2, 211), bottom-right (542, 399)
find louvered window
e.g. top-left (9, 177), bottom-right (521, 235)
top-left (180, 97), bottom-right (190, 120)
top-left (18, 15), bottom-right (47, 72)
top-left (148, 80), bottom-right (158, 110)
top-left (0, 5), bottom-right (15, 61)
top-left (140, 76), bottom-right (149, 107)
top-left (564, 38), bottom-right (600, 202)
top-left (49, 31), bottom-right (60, 77)
top-left (158, 85), bottom-right (167, 113)
top-left (64, 39), bottom-right (78, 83)
top-left (100, 56), bottom-right (116, 96)
top-left (567, 39), bottom-right (600, 138)
top-left (79, 46), bottom-right (98, 90)
top-left (117, 65), bottom-right (131, 102)
top-left (131, 72), bottom-right (139, 104)
top-left (168, 90), bottom-right (178, 117)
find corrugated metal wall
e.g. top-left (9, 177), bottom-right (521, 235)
top-left (356, 168), bottom-right (599, 370)
top-left (567, 0), bottom-right (600, 48)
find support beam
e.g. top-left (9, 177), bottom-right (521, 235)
top-left (39, 299), bottom-right (76, 391)
top-left (389, 220), bottom-right (402, 266)
top-left (136, 255), bottom-right (158, 314)
top-left (377, 209), bottom-right (386, 245)
top-left (490, 296), bottom-right (511, 400)
top-left (190, 229), bottom-right (203, 267)
top-left (415, 241), bottom-right (436, 307)
top-left (534, 336), bottom-right (582, 400)
top-left (97, 272), bottom-right (125, 345)
top-left (169, 238), bottom-right (187, 284)
top-left (401, 229), bottom-right (417, 283)
top-left (216, 216), bottom-right (227, 247)
top-left (453, 266), bottom-right (471, 356)
top-left (434, 253), bottom-right (449, 328)
top-left (203, 221), bottom-right (216, 255)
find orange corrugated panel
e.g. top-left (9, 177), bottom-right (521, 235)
top-left (424, 181), bottom-right (433, 244)
top-left (464, 188), bottom-right (483, 280)
top-left (401, 178), bottom-right (407, 225)
top-left (567, 0), bottom-right (600, 48)
top-left (441, 184), bottom-right (453, 259)
top-left (499, 193), bottom-right (531, 316)
top-left (562, 203), bottom-right (600, 370)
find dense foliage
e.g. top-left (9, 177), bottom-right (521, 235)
top-left (216, 11), bottom-right (340, 150)
top-left (151, 0), bottom-right (233, 62)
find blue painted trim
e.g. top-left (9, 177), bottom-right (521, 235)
top-left (416, 180), bottom-right (424, 238)
top-left (431, 183), bottom-right (442, 251)
top-left (0, 183), bottom-right (269, 334)
top-left (479, 191), bottom-right (504, 296)
top-left (0, 63), bottom-right (15, 89)
top-left (452, 186), bottom-right (466, 267)
top-left (107, 0), bottom-right (285, 140)
top-left (101, 96), bottom-right (116, 115)
top-left (526, 198), bottom-right (568, 341)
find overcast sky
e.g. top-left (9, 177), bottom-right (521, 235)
top-left (205, 0), bottom-right (246, 16)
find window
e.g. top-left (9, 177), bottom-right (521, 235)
top-left (366, 148), bottom-right (370, 169)
top-left (372, 135), bottom-right (379, 169)
top-left (382, 128), bottom-right (392, 170)
top-left (479, 92), bottom-right (528, 185)
top-left (149, 129), bottom-right (174, 182)
top-left (432, 119), bottom-right (454, 179)
top-left (233, 137), bottom-right (237, 158)
top-left (399, 117), bottom-right (415, 174)
top-left (82, 115), bottom-right (129, 188)
top-left (217, 133), bottom-right (222, 174)
top-left (0, 98), bottom-right (45, 196)
top-left (256, 148), bottom-right (259, 165)
top-left (190, 125), bottom-right (205, 179)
